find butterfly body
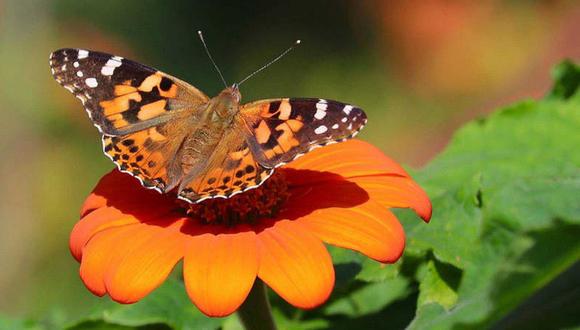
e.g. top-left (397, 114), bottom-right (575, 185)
top-left (50, 48), bottom-right (367, 203)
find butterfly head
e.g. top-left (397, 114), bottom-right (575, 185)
top-left (223, 84), bottom-right (241, 103)
top-left (211, 85), bottom-right (242, 119)
top-left (230, 83), bottom-right (240, 96)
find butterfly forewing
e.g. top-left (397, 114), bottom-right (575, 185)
top-left (240, 98), bottom-right (367, 168)
top-left (49, 48), bottom-right (208, 135)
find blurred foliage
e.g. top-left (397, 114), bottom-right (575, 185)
top-left (64, 280), bottom-right (221, 330)
top-left (2, 1), bottom-right (580, 329)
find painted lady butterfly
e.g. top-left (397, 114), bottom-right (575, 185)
top-left (49, 46), bottom-right (366, 203)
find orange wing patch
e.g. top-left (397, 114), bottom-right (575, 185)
top-left (137, 100), bottom-right (168, 120)
top-left (136, 73), bottom-right (178, 98)
top-left (113, 84), bottom-right (137, 96)
top-left (96, 72), bottom-right (187, 133)
top-left (100, 92), bottom-right (142, 116)
top-left (249, 117), bottom-right (305, 166)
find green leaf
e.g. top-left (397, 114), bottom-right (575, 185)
top-left (355, 258), bottom-right (402, 283)
top-left (548, 60), bottom-right (580, 100)
top-left (403, 173), bottom-right (483, 268)
top-left (323, 278), bottom-right (410, 317)
top-left (0, 314), bottom-right (44, 330)
top-left (66, 279), bottom-right (223, 330)
top-left (406, 61), bottom-right (580, 328)
top-left (421, 98), bottom-right (580, 229)
top-left (222, 306), bottom-right (330, 330)
top-left (66, 320), bottom-right (158, 330)
top-left (327, 246), bottom-right (366, 288)
top-left (271, 309), bottom-right (330, 330)
top-left (416, 260), bottom-right (458, 310)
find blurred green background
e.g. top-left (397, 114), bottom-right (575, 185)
top-left (1, 0), bottom-right (580, 325)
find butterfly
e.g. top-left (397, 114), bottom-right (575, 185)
top-left (49, 46), bottom-right (367, 203)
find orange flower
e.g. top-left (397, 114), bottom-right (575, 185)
top-left (70, 140), bottom-right (431, 317)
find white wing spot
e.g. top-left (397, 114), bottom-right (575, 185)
top-left (61, 64), bottom-right (66, 71)
top-left (332, 123), bottom-right (339, 129)
top-left (85, 78), bottom-right (98, 88)
top-left (101, 66), bottom-right (115, 76)
top-left (314, 100), bottom-right (328, 120)
top-left (76, 71), bottom-right (83, 77)
top-left (316, 101), bottom-right (328, 111)
top-left (77, 49), bottom-right (89, 59)
top-left (73, 61), bottom-right (79, 68)
top-left (101, 58), bottom-right (123, 76)
top-left (314, 125), bottom-right (328, 134)
top-left (343, 105), bottom-right (353, 115)
top-left (341, 117), bottom-right (348, 123)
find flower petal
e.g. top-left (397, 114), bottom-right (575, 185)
top-left (70, 207), bottom-right (139, 261)
top-left (89, 219), bottom-right (185, 303)
top-left (81, 169), bottom-right (175, 219)
top-left (79, 224), bottom-right (135, 296)
top-left (257, 220), bottom-right (334, 309)
top-left (298, 200), bottom-right (405, 263)
top-left (285, 140), bottom-right (408, 184)
top-left (80, 192), bottom-right (108, 218)
top-left (183, 225), bottom-right (259, 317)
top-left (284, 180), bottom-right (370, 216)
top-left (350, 176), bottom-right (432, 221)
top-left (281, 139), bottom-right (432, 221)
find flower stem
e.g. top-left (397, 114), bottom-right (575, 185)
top-left (237, 279), bottom-right (277, 330)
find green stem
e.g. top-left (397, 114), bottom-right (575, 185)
top-left (237, 279), bottom-right (277, 330)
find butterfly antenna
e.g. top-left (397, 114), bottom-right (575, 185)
top-left (238, 39), bottom-right (301, 86)
top-left (197, 30), bottom-right (228, 88)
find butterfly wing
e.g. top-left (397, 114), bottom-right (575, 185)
top-left (50, 48), bottom-right (210, 192)
top-left (240, 98), bottom-right (367, 168)
top-left (101, 121), bottom-right (193, 192)
top-left (177, 119), bottom-right (274, 203)
top-left (49, 48), bottom-right (209, 135)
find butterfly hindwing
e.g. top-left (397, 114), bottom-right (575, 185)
top-left (178, 139), bottom-right (273, 203)
top-left (240, 98), bottom-right (367, 168)
top-left (102, 121), bottom-right (191, 192)
top-left (49, 48), bottom-right (209, 135)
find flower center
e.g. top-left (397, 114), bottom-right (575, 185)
top-left (183, 172), bottom-right (289, 225)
